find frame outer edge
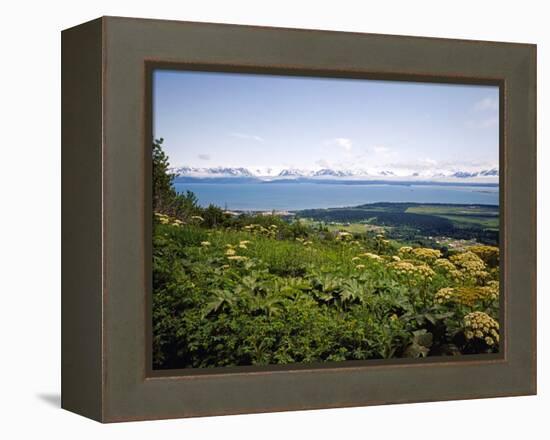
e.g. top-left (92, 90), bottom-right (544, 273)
top-left (530, 43), bottom-right (537, 395)
top-left (61, 17), bottom-right (104, 422)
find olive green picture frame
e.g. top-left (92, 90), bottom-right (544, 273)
top-left (61, 16), bottom-right (536, 423)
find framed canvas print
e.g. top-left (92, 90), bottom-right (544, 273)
top-left (61, 16), bottom-right (536, 422)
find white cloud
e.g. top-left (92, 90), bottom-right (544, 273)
top-left (315, 159), bottom-right (331, 168)
top-left (421, 158), bottom-right (437, 166)
top-left (229, 132), bottom-right (265, 142)
top-left (474, 97), bottom-right (498, 112)
top-left (330, 137), bottom-right (353, 152)
top-left (197, 154), bottom-right (211, 160)
top-left (372, 146), bottom-right (390, 154)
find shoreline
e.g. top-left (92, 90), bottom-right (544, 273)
top-left (214, 201), bottom-right (500, 216)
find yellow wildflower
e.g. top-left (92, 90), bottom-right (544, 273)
top-left (390, 261), bottom-right (416, 275)
top-left (435, 286), bottom-right (498, 307)
top-left (361, 252), bottom-right (383, 261)
top-left (433, 258), bottom-right (456, 272)
top-left (469, 245), bottom-right (499, 267)
top-left (390, 261), bottom-right (435, 285)
top-left (435, 287), bottom-right (454, 303)
top-left (154, 212), bottom-right (171, 224)
top-left (463, 312), bottom-right (499, 346)
top-left (450, 251), bottom-right (487, 280)
top-left (336, 231), bottom-right (353, 241)
top-left (227, 255), bottom-right (249, 261)
top-left (411, 247), bottom-right (441, 263)
top-left (398, 246), bottom-right (413, 257)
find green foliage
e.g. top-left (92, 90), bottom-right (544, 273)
top-left (152, 217), bottom-right (500, 369)
top-left (152, 138), bottom-right (173, 212)
top-left (299, 202), bottom-right (499, 245)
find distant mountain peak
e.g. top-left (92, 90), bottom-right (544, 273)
top-left (451, 168), bottom-right (499, 179)
top-left (278, 168), bottom-right (310, 177)
top-left (313, 169), bottom-right (353, 177)
top-left (169, 165), bottom-right (499, 181)
top-left (170, 166), bottom-right (254, 178)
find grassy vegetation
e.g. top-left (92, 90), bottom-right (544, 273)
top-left (153, 211), bottom-right (501, 370)
top-left (298, 202), bottom-right (499, 245)
top-left (405, 204), bottom-right (498, 216)
top-left (405, 204), bottom-right (499, 230)
top-left (299, 219), bottom-right (380, 235)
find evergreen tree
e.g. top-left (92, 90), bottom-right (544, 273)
top-left (152, 138), bottom-right (175, 213)
top-left (152, 138), bottom-right (224, 222)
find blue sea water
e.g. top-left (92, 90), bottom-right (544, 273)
top-left (173, 182), bottom-right (499, 211)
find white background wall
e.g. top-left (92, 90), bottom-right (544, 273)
top-left (0, 0), bottom-right (546, 438)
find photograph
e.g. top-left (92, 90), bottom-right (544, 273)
top-left (151, 69), bottom-right (501, 370)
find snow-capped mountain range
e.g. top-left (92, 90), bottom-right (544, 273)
top-left (169, 166), bottom-right (499, 183)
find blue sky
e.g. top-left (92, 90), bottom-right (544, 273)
top-left (153, 69), bottom-right (499, 175)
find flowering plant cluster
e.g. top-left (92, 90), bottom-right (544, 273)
top-left (433, 258), bottom-right (463, 281)
top-left (154, 212), bottom-right (183, 226)
top-left (243, 223), bottom-right (279, 238)
top-left (389, 260), bottom-right (435, 285)
top-left (410, 247), bottom-right (442, 263)
top-left (469, 245), bottom-right (500, 267)
top-left (450, 251), bottom-right (489, 281)
top-left (463, 311), bottom-right (499, 346)
top-left (435, 284), bottom-right (499, 307)
top-left (153, 201), bottom-right (501, 368)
